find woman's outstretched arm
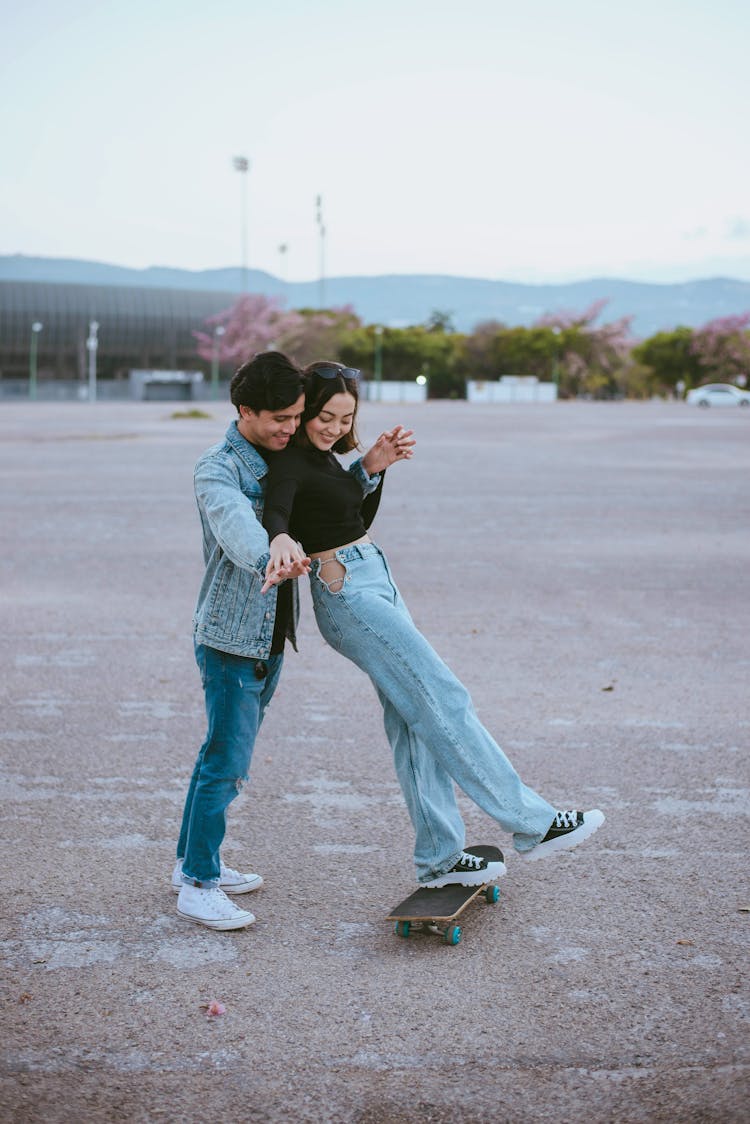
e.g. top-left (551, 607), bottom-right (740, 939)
top-left (261, 453), bottom-right (310, 594)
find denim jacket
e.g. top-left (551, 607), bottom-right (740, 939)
top-left (192, 421), bottom-right (379, 658)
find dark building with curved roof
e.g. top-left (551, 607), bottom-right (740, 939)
top-left (0, 280), bottom-right (235, 385)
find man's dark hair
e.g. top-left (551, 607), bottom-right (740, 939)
top-left (230, 351), bottom-right (304, 414)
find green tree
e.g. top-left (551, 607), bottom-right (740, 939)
top-left (632, 327), bottom-right (703, 396)
top-left (490, 326), bottom-right (561, 381)
top-left (338, 324), bottom-right (463, 398)
top-left (456, 320), bottom-right (506, 382)
top-left (457, 323), bottom-right (567, 390)
top-left (424, 309), bottom-right (456, 334)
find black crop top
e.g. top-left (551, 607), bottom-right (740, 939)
top-left (264, 445), bottom-right (383, 553)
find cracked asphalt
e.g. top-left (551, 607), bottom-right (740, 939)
top-left (1, 398), bottom-right (748, 1122)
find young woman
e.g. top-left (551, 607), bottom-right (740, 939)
top-left (262, 362), bottom-right (604, 887)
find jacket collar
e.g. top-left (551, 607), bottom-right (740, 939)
top-left (225, 420), bottom-right (269, 480)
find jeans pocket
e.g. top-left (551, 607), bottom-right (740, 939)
top-left (313, 557), bottom-right (348, 595)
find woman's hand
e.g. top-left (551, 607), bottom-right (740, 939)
top-left (361, 426), bottom-right (416, 476)
top-left (261, 534), bottom-right (310, 594)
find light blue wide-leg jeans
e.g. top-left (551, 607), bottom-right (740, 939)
top-left (176, 642), bottom-right (283, 886)
top-left (309, 544), bottom-right (556, 882)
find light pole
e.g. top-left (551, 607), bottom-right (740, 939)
top-left (211, 325), bottom-right (225, 400)
top-left (29, 321), bottom-right (43, 400)
top-left (551, 326), bottom-right (561, 398)
top-left (373, 325), bottom-right (383, 401)
top-left (315, 194), bottom-right (326, 309)
top-left (233, 155), bottom-right (250, 291)
top-left (278, 243), bottom-right (288, 299)
top-left (86, 320), bottom-right (99, 402)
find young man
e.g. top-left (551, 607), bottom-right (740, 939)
top-left (173, 351), bottom-right (310, 931)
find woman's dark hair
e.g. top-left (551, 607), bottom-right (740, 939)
top-left (297, 361), bottom-right (361, 453)
top-left (230, 351), bottom-right (304, 414)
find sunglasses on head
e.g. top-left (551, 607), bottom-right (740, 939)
top-left (313, 365), bottom-right (360, 381)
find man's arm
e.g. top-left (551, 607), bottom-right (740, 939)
top-left (194, 455), bottom-right (269, 574)
top-left (348, 457), bottom-right (381, 495)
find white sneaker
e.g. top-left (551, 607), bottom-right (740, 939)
top-left (177, 884), bottom-right (256, 930)
top-left (172, 859), bottom-right (263, 895)
top-left (522, 809), bottom-right (605, 861)
top-left (422, 850), bottom-right (507, 889)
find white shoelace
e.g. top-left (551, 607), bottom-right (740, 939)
top-left (552, 811), bottom-right (578, 829)
top-left (458, 852), bottom-right (484, 870)
top-left (201, 887), bottom-right (244, 915)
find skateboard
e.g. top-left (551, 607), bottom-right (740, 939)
top-left (386, 845), bottom-right (504, 945)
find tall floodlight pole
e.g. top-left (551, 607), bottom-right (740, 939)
top-left (29, 321), bottom-right (43, 400)
top-left (315, 194), bottom-right (326, 309)
top-left (86, 320), bottom-right (99, 402)
top-left (373, 324), bottom-right (383, 402)
top-left (233, 156), bottom-right (250, 291)
top-left (211, 325), bottom-right (225, 400)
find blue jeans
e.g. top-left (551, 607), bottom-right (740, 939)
top-left (176, 642), bottom-right (283, 887)
top-left (310, 543), bottom-right (556, 882)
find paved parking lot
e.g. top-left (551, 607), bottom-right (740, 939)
top-left (1, 398), bottom-right (748, 1122)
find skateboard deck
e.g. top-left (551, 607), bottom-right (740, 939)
top-left (386, 845), bottom-right (504, 945)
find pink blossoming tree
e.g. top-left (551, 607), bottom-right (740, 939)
top-left (689, 313), bottom-right (750, 385)
top-left (534, 300), bottom-right (634, 397)
top-left (194, 294), bottom-right (360, 371)
top-left (193, 294), bottom-right (302, 368)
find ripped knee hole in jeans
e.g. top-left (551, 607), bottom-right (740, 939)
top-left (317, 557), bottom-right (347, 593)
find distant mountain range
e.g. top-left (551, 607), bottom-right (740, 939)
top-left (2, 253), bottom-right (750, 338)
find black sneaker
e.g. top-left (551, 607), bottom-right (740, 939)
top-left (422, 850), bottom-right (506, 889)
top-left (523, 809), bottom-right (605, 861)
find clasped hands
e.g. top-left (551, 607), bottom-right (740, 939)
top-left (361, 425), bottom-right (416, 476)
top-left (262, 534), bottom-right (310, 594)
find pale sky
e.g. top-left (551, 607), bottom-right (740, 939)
top-left (2, 0), bottom-right (750, 284)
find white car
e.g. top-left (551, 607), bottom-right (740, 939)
top-left (686, 383), bottom-right (750, 407)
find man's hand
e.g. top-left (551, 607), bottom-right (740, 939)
top-left (361, 426), bottom-right (416, 476)
top-left (261, 533), bottom-right (310, 594)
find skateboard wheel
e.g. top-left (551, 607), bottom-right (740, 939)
top-left (394, 920), bottom-right (411, 938)
top-left (485, 885), bottom-right (500, 904)
top-left (445, 925), bottom-right (461, 945)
